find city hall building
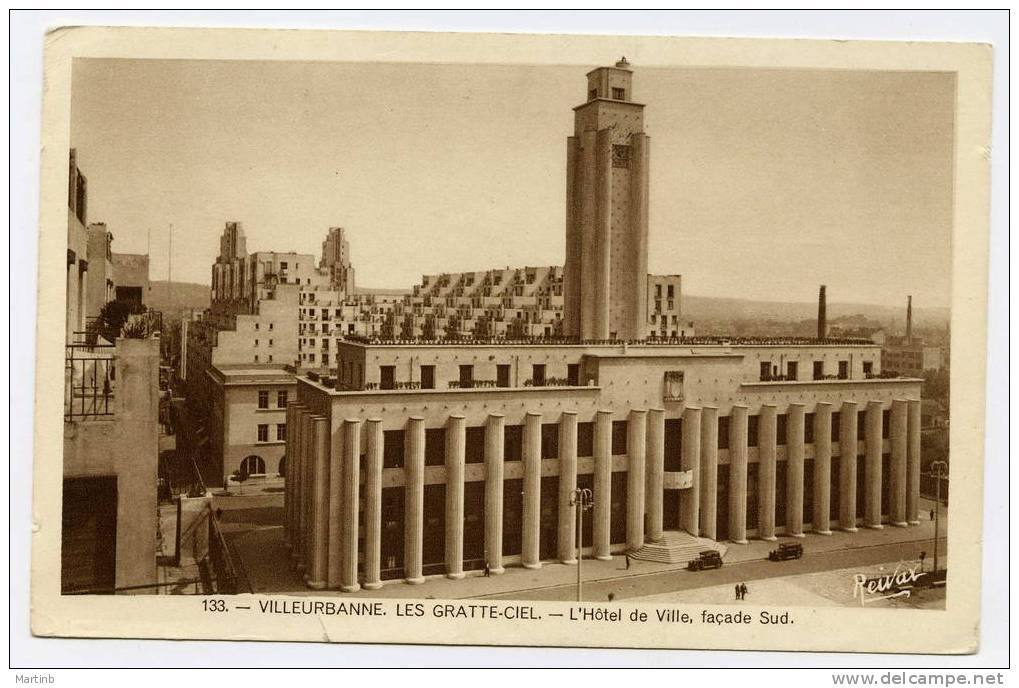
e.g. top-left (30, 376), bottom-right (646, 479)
top-left (282, 60), bottom-right (925, 592)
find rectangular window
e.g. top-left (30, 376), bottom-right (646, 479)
top-left (567, 363), bottom-right (580, 386)
top-left (777, 414), bottom-right (787, 445)
top-left (588, 88), bottom-right (597, 101)
top-left (258, 391), bottom-right (269, 409)
top-left (541, 423), bottom-right (558, 459)
top-left (504, 425), bottom-right (523, 461)
top-left (277, 390), bottom-right (288, 407)
top-left (276, 424), bottom-right (286, 441)
top-left (863, 361), bottom-right (873, 377)
top-left (611, 87), bottom-right (625, 100)
top-left (667, 285), bottom-right (674, 298)
top-left (420, 365), bottom-right (435, 390)
top-left (804, 413), bottom-right (814, 444)
top-left (760, 362), bottom-right (771, 381)
top-left (532, 364), bottom-right (546, 387)
top-left (838, 360), bottom-right (849, 380)
top-left (748, 415), bottom-right (759, 447)
top-left (718, 416), bottom-right (730, 449)
top-left (459, 364), bottom-right (474, 388)
top-left (611, 144), bottom-right (630, 168)
top-left (813, 361), bottom-right (824, 380)
top-left (785, 361), bottom-right (797, 380)
top-left (577, 422), bottom-right (594, 457)
top-left (497, 364), bottom-right (511, 388)
top-left (425, 428), bottom-right (445, 466)
top-left (380, 365), bottom-right (395, 390)
top-left (257, 424), bottom-right (268, 442)
top-left (383, 430), bottom-right (405, 468)
top-left (655, 285), bottom-right (662, 297)
top-left (611, 421), bottom-right (628, 455)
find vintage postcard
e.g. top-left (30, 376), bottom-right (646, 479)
top-left (31, 26), bottom-right (992, 653)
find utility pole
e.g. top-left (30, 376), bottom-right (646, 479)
top-left (168, 223), bottom-right (173, 283)
top-left (570, 487), bottom-right (593, 602)
top-left (930, 460), bottom-right (947, 575)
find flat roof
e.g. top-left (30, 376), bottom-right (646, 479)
top-left (337, 336), bottom-right (877, 349)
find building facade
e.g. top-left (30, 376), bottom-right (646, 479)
top-left (63, 150), bottom-right (160, 594)
top-left (285, 339), bottom-right (922, 590)
top-left (280, 61), bottom-right (924, 592)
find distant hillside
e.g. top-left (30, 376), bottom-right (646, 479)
top-left (683, 294), bottom-right (950, 329)
top-left (147, 281), bottom-right (211, 315)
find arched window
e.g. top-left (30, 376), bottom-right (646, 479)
top-left (240, 455), bottom-right (265, 477)
top-left (278, 456), bottom-right (286, 478)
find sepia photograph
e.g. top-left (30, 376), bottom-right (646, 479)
top-left (27, 23), bottom-right (994, 656)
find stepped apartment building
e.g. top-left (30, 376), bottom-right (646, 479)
top-left (282, 60), bottom-right (925, 591)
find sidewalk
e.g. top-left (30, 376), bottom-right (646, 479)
top-left (227, 497), bottom-right (945, 600)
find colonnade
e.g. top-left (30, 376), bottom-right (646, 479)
top-left (283, 397), bottom-right (922, 590)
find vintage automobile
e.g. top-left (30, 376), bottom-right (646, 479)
top-left (687, 550), bottom-right (724, 571)
top-left (768, 542), bottom-right (804, 561)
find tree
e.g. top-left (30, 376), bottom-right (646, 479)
top-left (88, 299), bottom-right (147, 344)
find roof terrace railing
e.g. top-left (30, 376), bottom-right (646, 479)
top-left (65, 341), bottom-right (116, 421)
top-left (340, 334), bottom-right (875, 347)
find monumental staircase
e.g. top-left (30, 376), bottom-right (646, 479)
top-left (629, 531), bottom-right (727, 565)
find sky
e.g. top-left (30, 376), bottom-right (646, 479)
top-left (69, 59), bottom-right (955, 308)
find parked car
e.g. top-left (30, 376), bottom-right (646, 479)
top-left (768, 542), bottom-right (803, 561)
top-left (687, 550), bottom-right (723, 571)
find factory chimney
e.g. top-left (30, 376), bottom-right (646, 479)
top-left (817, 285), bottom-right (827, 340)
top-left (906, 295), bottom-right (913, 343)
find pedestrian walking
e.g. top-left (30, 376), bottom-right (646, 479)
top-left (740, 582), bottom-right (748, 600)
top-left (607, 593), bottom-right (615, 602)
top-left (930, 508), bottom-right (935, 521)
top-left (735, 584), bottom-right (741, 601)
top-left (483, 562), bottom-right (491, 577)
top-left (625, 554), bottom-right (631, 570)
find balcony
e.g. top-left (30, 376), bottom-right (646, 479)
top-left (65, 341), bottom-right (117, 421)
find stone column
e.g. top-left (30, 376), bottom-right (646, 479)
top-left (593, 410), bottom-right (613, 560)
top-left (626, 409), bottom-right (648, 551)
top-left (297, 410), bottom-right (313, 573)
top-left (645, 408), bottom-right (666, 542)
top-left (557, 411), bottom-right (579, 564)
top-left (839, 402), bottom-right (859, 532)
top-left (699, 406), bottom-right (719, 541)
top-left (404, 416), bottom-right (425, 584)
top-left (341, 418), bottom-right (361, 592)
top-left (907, 399), bottom-right (922, 525)
top-left (786, 404), bottom-right (806, 537)
top-left (681, 406), bottom-right (702, 536)
top-left (307, 416), bottom-right (330, 589)
top-left (326, 415), bottom-right (343, 589)
top-left (864, 401), bottom-right (883, 529)
top-left (521, 412), bottom-right (542, 569)
top-left (484, 414), bottom-right (505, 574)
top-left (890, 399), bottom-right (908, 527)
top-left (283, 403), bottom-right (294, 549)
top-left (728, 405), bottom-right (749, 545)
top-left (757, 405), bottom-right (778, 541)
top-left (812, 402), bottom-right (833, 535)
top-left (362, 418), bottom-right (383, 590)
top-left (445, 415), bottom-right (466, 579)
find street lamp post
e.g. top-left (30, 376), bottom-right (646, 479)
top-left (570, 488), bottom-right (594, 602)
top-left (929, 460), bottom-right (948, 575)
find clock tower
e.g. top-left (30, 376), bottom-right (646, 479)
top-left (563, 58), bottom-right (650, 341)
